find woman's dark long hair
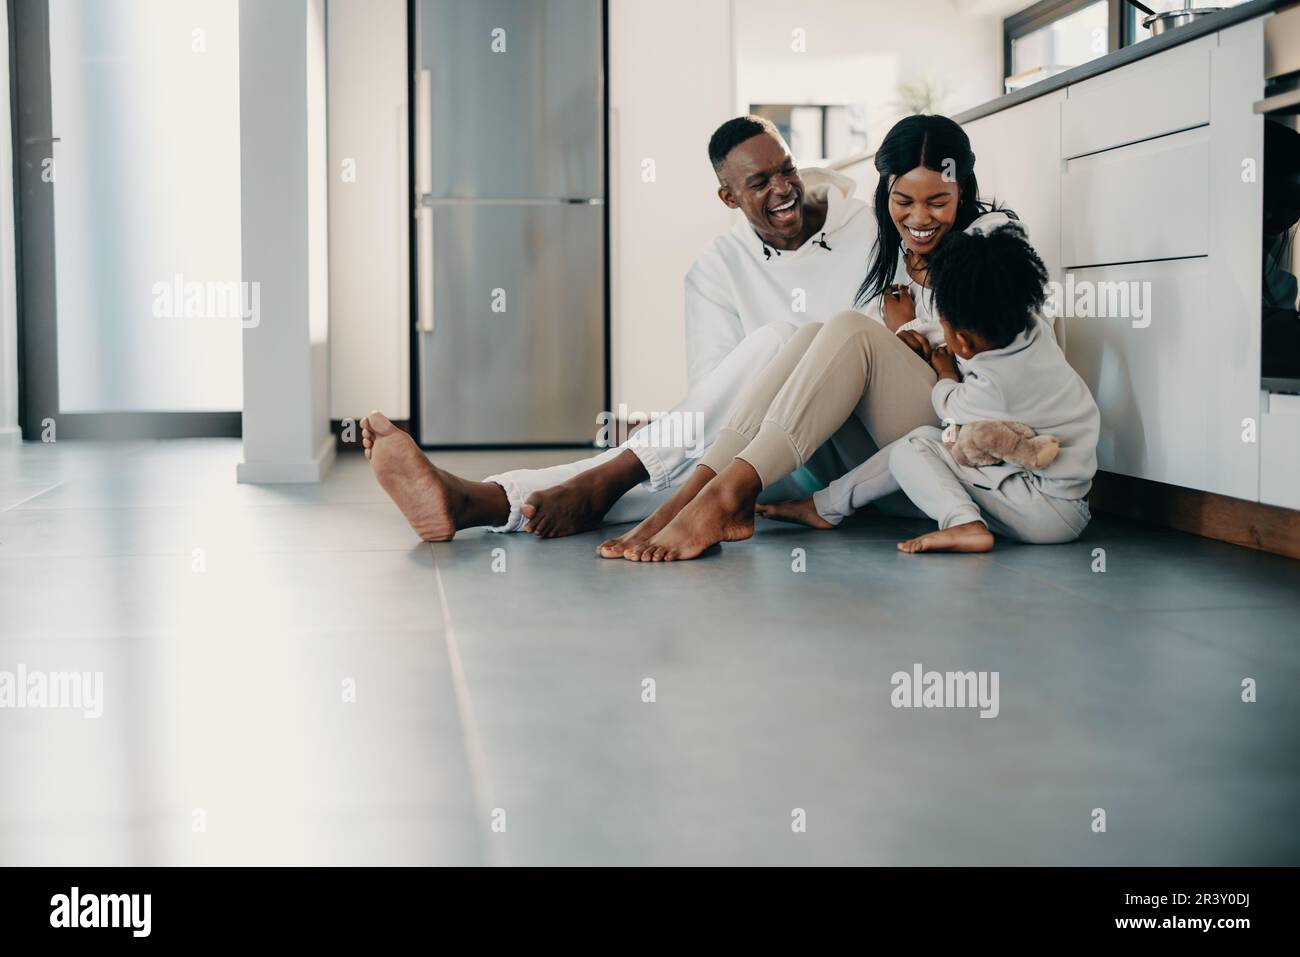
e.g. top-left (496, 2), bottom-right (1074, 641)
top-left (855, 114), bottom-right (1005, 309)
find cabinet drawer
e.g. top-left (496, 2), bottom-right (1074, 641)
top-left (1062, 36), bottom-right (1212, 159)
top-left (1062, 126), bottom-right (1208, 268)
top-left (1063, 258), bottom-right (1259, 499)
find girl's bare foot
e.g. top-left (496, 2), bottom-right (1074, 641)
top-left (361, 411), bottom-right (508, 541)
top-left (755, 496), bottom-right (835, 530)
top-left (522, 449), bottom-right (648, 539)
top-left (596, 465), bottom-right (715, 558)
top-left (897, 520), bottom-right (994, 554)
top-left (628, 460), bottom-right (761, 562)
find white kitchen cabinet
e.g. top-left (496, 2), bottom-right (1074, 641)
top-left (959, 18), bottom-right (1269, 504)
top-left (1062, 35), bottom-right (1213, 159)
top-left (1064, 257), bottom-right (1260, 500)
top-left (1260, 402), bottom-right (1300, 510)
top-left (1061, 126), bottom-right (1210, 268)
top-left (964, 90), bottom-right (1065, 280)
top-left (1210, 18), bottom-right (1265, 504)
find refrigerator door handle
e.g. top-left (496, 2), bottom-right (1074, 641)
top-left (416, 206), bottom-right (435, 334)
top-left (415, 69), bottom-right (432, 196)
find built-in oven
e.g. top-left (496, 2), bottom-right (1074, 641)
top-left (1257, 7), bottom-right (1300, 394)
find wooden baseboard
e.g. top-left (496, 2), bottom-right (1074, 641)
top-left (1089, 472), bottom-right (1300, 560)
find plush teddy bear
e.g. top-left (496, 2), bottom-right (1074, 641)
top-left (941, 420), bottom-right (1060, 471)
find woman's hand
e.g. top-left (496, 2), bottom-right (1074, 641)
top-left (929, 346), bottom-right (960, 382)
top-left (895, 329), bottom-right (931, 361)
top-left (882, 283), bottom-right (916, 333)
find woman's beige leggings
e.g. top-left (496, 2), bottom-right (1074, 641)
top-left (696, 310), bottom-right (940, 488)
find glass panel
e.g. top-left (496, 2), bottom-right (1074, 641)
top-left (1008, 1), bottom-right (1108, 90)
top-left (747, 104), bottom-right (869, 166)
top-left (48, 0), bottom-right (242, 413)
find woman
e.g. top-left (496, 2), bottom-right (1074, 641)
top-left (598, 113), bottom-right (1016, 561)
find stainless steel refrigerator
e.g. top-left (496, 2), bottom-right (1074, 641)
top-left (414, 0), bottom-right (606, 445)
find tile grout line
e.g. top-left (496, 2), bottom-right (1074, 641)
top-left (1, 482), bottom-right (64, 513)
top-left (983, 555), bottom-right (1118, 609)
top-left (432, 553), bottom-right (509, 868)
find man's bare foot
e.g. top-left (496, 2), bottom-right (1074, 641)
top-left (755, 496), bottom-right (836, 530)
top-left (897, 520), bottom-right (994, 554)
top-left (521, 449), bottom-right (648, 539)
top-left (627, 460), bottom-right (761, 562)
top-left (596, 465), bottom-right (715, 558)
top-left (361, 411), bottom-right (509, 541)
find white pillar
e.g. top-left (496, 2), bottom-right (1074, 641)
top-left (236, 0), bottom-right (333, 483)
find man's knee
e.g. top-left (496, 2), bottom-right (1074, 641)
top-left (746, 320), bottom-right (800, 350)
top-left (742, 319), bottom-right (821, 364)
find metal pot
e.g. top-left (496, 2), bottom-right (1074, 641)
top-left (1143, 2), bottom-right (1224, 36)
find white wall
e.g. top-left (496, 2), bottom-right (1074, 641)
top-left (609, 0), bottom-right (736, 413)
top-left (0, 1), bottom-right (19, 443)
top-left (734, 0), bottom-right (1005, 160)
top-left (237, 0), bottom-right (332, 483)
top-left (608, 0), bottom-right (1007, 413)
top-left (326, 0), bottom-right (409, 424)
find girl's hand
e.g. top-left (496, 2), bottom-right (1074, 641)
top-left (882, 284), bottom-right (916, 333)
top-left (929, 346), bottom-right (960, 381)
top-left (895, 329), bottom-right (931, 361)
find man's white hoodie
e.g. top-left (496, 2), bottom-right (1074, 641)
top-left (683, 168), bottom-right (876, 385)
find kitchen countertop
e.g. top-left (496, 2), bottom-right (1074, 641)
top-left (953, 0), bottom-right (1286, 125)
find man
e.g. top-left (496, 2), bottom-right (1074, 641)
top-left (361, 115), bottom-right (876, 552)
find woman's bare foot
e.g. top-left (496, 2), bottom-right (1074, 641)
top-left (627, 460), bottom-right (761, 562)
top-left (755, 496), bottom-right (835, 530)
top-left (596, 465), bottom-right (715, 558)
top-left (361, 411), bottom-right (509, 541)
top-left (897, 520), bottom-right (994, 554)
top-left (521, 449), bottom-right (648, 539)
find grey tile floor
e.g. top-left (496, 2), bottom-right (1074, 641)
top-left (1, 438), bottom-right (1297, 865)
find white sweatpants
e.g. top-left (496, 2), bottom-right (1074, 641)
top-left (812, 440), bottom-right (921, 524)
top-left (887, 426), bottom-right (1090, 543)
top-left (485, 322), bottom-right (874, 532)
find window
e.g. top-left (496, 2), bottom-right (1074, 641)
top-left (1004, 0), bottom-right (1254, 92)
top-left (1004, 0), bottom-right (1117, 92)
top-left (748, 104), bottom-right (870, 165)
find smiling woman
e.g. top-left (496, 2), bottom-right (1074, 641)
top-left (858, 113), bottom-right (1002, 308)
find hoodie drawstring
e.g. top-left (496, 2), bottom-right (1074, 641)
top-left (760, 232), bottom-right (830, 261)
